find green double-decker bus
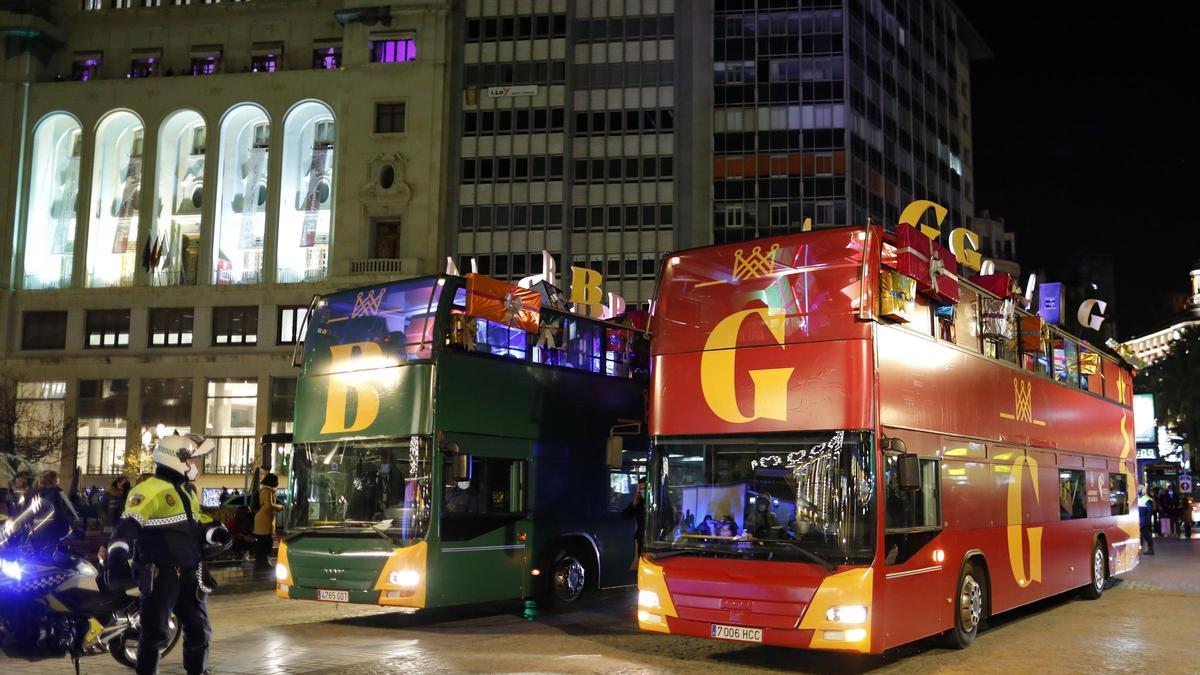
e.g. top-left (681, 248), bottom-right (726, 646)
top-left (274, 274), bottom-right (648, 610)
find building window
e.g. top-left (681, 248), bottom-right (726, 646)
top-left (214, 105), bottom-right (269, 284)
top-left (373, 219), bottom-right (401, 258)
top-left (149, 307), bottom-right (194, 347)
top-left (277, 101), bottom-right (334, 283)
top-left (21, 311), bottom-right (68, 350)
top-left (1059, 469), bottom-right (1087, 520)
top-left (374, 102), bottom-right (406, 133)
top-left (204, 378), bottom-right (258, 475)
top-left (269, 377), bottom-right (296, 434)
top-left (277, 306), bottom-right (309, 345)
top-left (151, 111), bottom-right (205, 287)
top-left (12, 381), bottom-right (67, 472)
top-left (190, 48), bottom-right (221, 76)
top-left (369, 37), bottom-right (416, 64)
top-left (83, 0), bottom-right (102, 10)
top-left (250, 42), bottom-right (282, 72)
top-left (313, 45), bottom-right (341, 70)
top-left (72, 53), bottom-right (102, 81)
top-left (129, 55), bottom-right (159, 78)
top-left (23, 114), bottom-right (81, 289)
top-left (76, 379), bottom-right (128, 476)
top-left (85, 309), bottom-right (130, 349)
top-left (86, 111), bottom-right (143, 287)
top-left (213, 306), bottom-right (258, 345)
top-left (140, 378), bottom-right (193, 445)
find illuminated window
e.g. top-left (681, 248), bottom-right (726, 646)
top-left (212, 306), bottom-right (258, 345)
top-left (277, 101), bottom-right (334, 283)
top-left (213, 104), bottom-right (269, 284)
top-left (152, 111), bottom-right (206, 286)
top-left (277, 305), bottom-right (309, 345)
top-left (251, 42), bottom-right (282, 72)
top-left (21, 311), bottom-right (68, 350)
top-left (369, 37), bottom-right (416, 63)
top-left (85, 309), bottom-right (130, 348)
top-left (129, 50), bottom-right (160, 78)
top-left (76, 379), bottom-right (128, 476)
top-left (204, 378), bottom-right (258, 475)
top-left (23, 113), bottom-right (81, 289)
top-left (312, 44), bottom-right (341, 70)
top-left (86, 111), bottom-right (143, 288)
top-left (72, 53), bottom-right (101, 80)
top-left (148, 307), bottom-right (194, 347)
top-left (190, 47), bottom-right (221, 75)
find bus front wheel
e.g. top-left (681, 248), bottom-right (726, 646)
top-left (945, 562), bottom-right (986, 649)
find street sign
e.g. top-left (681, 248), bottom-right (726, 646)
top-left (486, 84), bottom-right (537, 98)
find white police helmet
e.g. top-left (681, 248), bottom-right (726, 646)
top-left (153, 433), bottom-right (216, 480)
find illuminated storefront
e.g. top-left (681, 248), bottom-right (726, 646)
top-left (86, 110), bottom-right (143, 288)
top-left (24, 113), bottom-right (82, 290)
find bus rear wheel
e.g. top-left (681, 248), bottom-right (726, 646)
top-left (541, 549), bottom-right (587, 611)
top-left (1078, 541), bottom-right (1106, 600)
top-left (945, 562), bottom-right (985, 649)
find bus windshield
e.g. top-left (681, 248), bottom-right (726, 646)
top-left (648, 431), bottom-right (875, 565)
top-left (286, 437), bottom-right (431, 541)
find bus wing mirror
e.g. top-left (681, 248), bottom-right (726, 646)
top-left (897, 454), bottom-right (921, 491)
top-left (883, 437), bottom-right (907, 455)
top-left (452, 452), bottom-right (472, 482)
top-left (606, 436), bottom-right (624, 469)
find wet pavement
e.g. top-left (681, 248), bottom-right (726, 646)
top-left (5, 535), bottom-right (1197, 674)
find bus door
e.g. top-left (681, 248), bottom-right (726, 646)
top-left (881, 452), bottom-right (946, 647)
top-left (434, 433), bottom-right (531, 605)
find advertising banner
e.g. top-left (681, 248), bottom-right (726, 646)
top-left (1134, 393), bottom-right (1156, 444)
top-left (1038, 282), bottom-right (1064, 325)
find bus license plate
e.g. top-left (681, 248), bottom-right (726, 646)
top-left (711, 624), bottom-right (762, 643)
top-left (317, 589), bottom-right (349, 603)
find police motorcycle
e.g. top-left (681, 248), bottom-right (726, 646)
top-left (0, 485), bottom-right (196, 671)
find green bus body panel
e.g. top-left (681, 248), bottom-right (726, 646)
top-left (293, 364), bottom-right (433, 442)
top-left (285, 534), bottom-right (394, 596)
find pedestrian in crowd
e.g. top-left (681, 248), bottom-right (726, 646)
top-left (107, 476), bottom-right (130, 531)
top-left (1138, 487), bottom-right (1156, 555)
top-left (219, 487), bottom-right (230, 506)
top-left (253, 473), bottom-right (284, 571)
top-left (10, 471), bottom-right (32, 514)
top-left (622, 477), bottom-right (647, 562)
top-left (1159, 487), bottom-right (1177, 537)
top-left (226, 505), bottom-right (255, 561)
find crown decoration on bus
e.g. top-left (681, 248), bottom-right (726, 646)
top-left (733, 244), bottom-right (781, 282)
top-left (350, 287), bottom-right (387, 319)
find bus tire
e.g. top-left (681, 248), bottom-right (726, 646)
top-left (945, 561), bottom-right (986, 649)
top-left (542, 547), bottom-right (588, 611)
top-left (1078, 540), bottom-right (1106, 600)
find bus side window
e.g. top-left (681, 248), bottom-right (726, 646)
top-left (1108, 473), bottom-right (1129, 516)
top-left (1058, 469), bottom-right (1087, 520)
top-left (953, 289), bottom-right (981, 353)
top-left (608, 471), bottom-right (638, 512)
top-left (884, 456), bottom-right (941, 565)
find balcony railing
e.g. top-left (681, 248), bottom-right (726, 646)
top-left (203, 435), bottom-right (256, 475)
top-left (350, 258), bottom-right (412, 275)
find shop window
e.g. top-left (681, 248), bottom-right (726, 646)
top-left (1109, 473), bottom-right (1129, 516)
top-left (141, 378), bottom-right (193, 445)
top-left (277, 101), bottom-right (334, 283)
top-left (204, 378), bottom-right (258, 475)
top-left (213, 104), bottom-right (269, 284)
top-left (21, 311), bottom-right (68, 350)
top-left (23, 114), bottom-right (81, 289)
top-left (212, 306), bottom-right (259, 345)
top-left (76, 379), bottom-right (128, 475)
top-left (369, 36), bottom-right (416, 63)
top-left (86, 111), bottom-right (143, 288)
top-left (85, 309), bottom-right (130, 348)
top-left (148, 307), bottom-right (194, 347)
top-left (152, 111), bottom-right (205, 286)
top-left (374, 102), bottom-right (406, 133)
top-left (1059, 469), bottom-right (1087, 520)
top-left (277, 306), bottom-right (309, 345)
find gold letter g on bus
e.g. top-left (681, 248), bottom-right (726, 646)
top-left (1006, 455), bottom-right (1044, 588)
top-left (700, 308), bottom-right (793, 424)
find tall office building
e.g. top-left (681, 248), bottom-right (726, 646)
top-left (450, 0), bottom-right (986, 304)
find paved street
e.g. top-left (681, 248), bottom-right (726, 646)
top-left (5, 536), bottom-right (1197, 675)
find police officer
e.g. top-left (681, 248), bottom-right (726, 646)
top-left (104, 434), bottom-right (229, 675)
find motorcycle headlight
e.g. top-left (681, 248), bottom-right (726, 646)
top-left (0, 559), bottom-right (22, 582)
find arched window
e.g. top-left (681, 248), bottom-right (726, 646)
top-left (213, 104), bottom-right (270, 285)
top-left (23, 113), bottom-right (82, 289)
top-left (86, 110), bottom-right (144, 288)
top-left (277, 100), bottom-right (335, 283)
top-left (151, 110), bottom-right (206, 286)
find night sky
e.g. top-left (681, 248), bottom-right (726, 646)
top-left (959, 3), bottom-right (1198, 339)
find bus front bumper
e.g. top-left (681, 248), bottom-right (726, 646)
top-left (274, 540), bottom-right (428, 608)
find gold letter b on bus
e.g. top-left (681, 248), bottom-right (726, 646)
top-left (320, 342), bottom-right (384, 434)
top-left (1006, 456), bottom-right (1044, 588)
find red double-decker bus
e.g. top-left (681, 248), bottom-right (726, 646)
top-left (637, 225), bottom-right (1140, 653)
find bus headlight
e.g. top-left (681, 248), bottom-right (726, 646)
top-left (638, 590), bottom-right (660, 608)
top-left (275, 562), bottom-right (289, 582)
top-left (825, 605), bottom-right (868, 624)
top-left (389, 570), bottom-right (420, 587)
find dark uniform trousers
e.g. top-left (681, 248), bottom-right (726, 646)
top-left (137, 563), bottom-right (211, 675)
